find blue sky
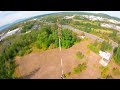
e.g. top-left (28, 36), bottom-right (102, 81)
top-left (0, 11), bottom-right (120, 27)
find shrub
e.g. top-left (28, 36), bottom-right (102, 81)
top-left (113, 45), bottom-right (120, 65)
top-left (49, 43), bottom-right (56, 49)
top-left (100, 41), bottom-right (112, 51)
top-left (64, 72), bottom-right (71, 78)
top-left (27, 49), bottom-right (33, 54)
top-left (112, 68), bottom-right (120, 76)
top-left (18, 50), bottom-right (25, 56)
top-left (106, 75), bottom-right (113, 79)
top-left (73, 63), bottom-right (87, 74)
top-left (76, 51), bottom-right (84, 60)
top-left (87, 44), bottom-right (99, 54)
top-left (99, 66), bottom-right (109, 78)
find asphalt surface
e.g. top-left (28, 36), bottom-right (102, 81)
top-left (45, 22), bottom-right (118, 50)
top-left (61, 25), bottom-right (118, 49)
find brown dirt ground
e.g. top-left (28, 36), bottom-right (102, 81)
top-left (15, 38), bottom-right (120, 79)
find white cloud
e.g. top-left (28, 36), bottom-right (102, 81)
top-left (1, 11), bottom-right (120, 28)
top-left (0, 11), bottom-right (62, 27)
top-left (0, 11), bottom-right (3, 13)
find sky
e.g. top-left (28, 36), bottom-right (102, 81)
top-left (0, 11), bottom-right (120, 27)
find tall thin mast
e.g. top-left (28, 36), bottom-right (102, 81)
top-left (58, 20), bottom-right (64, 79)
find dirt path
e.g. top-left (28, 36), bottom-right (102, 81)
top-left (15, 39), bottom-right (102, 79)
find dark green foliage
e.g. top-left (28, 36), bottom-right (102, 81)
top-left (36, 25), bottom-right (58, 49)
top-left (21, 22), bottom-right (34, 33)
top-left (61, 29), bottom-right (78, 49)
top-left (100, 41), bottom-right (112, 51)
top-left (36, 26), bottom-right (79, 50)
top-left (0, 30), bottom-right (39, 78)
top-left (114, 45), bottom-right (120, 65)
top-left (0, 24), bottom-right (79, 79)
top-left (88, 44), bottom-right (100, 54)
top-left (73, 63), bottom-right (87, 74)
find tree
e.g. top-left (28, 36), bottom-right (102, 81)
top-left (100, 41), bottom-right (112, 51)
top-left (114, 45), bottom-right (120, 65)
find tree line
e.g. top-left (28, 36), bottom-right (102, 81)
top-left (0, 24), bottom-right (80, 78)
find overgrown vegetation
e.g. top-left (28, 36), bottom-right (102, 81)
top-left (112, 67), bottom-right (120, 76)
top-left (87, 40), bottom-right (112, 54)
top-left (73, 63), bottom-right (87, 74)
top-left (1, 12), bottom-right (120, 79)
top-left (64, 72), bottom-right (71, 78)
top-left (113, 45), bottom-right (120, 65)
top-left (87, 43), bottom-right (100, 54)
top-left (61, 29), bottom-right (80, 49)
top-left (100, 41), bottom-right (112, 51)
top-left (21, 21), bottom-right (36, 33)
top-left (99, 66), bottom-right (110, 78)
top-left (76, 51), bottom-right (84, 60)
top-left (0, 24), bottom-right (79, 79)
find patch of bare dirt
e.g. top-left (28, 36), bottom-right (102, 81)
top-left (15, 39), bottom-right (102, 79)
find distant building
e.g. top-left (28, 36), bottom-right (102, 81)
top-left (101, 23), bottom-right (120, 32)
top-left (64, 15), bottom-right (75, 19)
top-left (81, 15), bottom-right (120, 24)
top-left (0, 28), bottom-right (21, 41)
top-left (99, 51), bottom-right (111, 66)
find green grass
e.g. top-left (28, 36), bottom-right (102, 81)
top-left (73, 63), bottom-right (87, 74)
top-left (87, 44), bottom-right (99, 54)
top-left (76, 51), bottom-right (84, 60)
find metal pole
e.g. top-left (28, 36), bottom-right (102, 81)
top-left (58, 20), bottom-right (64, 79)
top-left (61, 58), bottom-right (63, 75)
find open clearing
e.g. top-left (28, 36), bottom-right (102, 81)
top-left (15, 38), bottom-right (120, 79)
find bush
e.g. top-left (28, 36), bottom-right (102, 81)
top-left (76, 51), bottom-right (84, 60)
top-left (87, 44), bottom-right (99, 54)
top-left (112, 68), bottom-right (120, 76)
top-left (0, 24), bottom-right (79, 79)
top-left (61, 29), bottom-right (79, 49)
top-left (106, 75), bottom-right (113, 79)
top-left (113, 45), bottom-right (120, 65)
top-left (27, 49), bottom-right (33, 54)
top-left (73, 63), bottom-right (87, 74)
top-left (49, 43), bottom-right (56, 49)
top-left (18, 50), bottom-right (25, 56)
top-left (99, 66), bottom-right (109, 78)
top-left (100, 41), bottom-right (112, 51)
top-left (64, 72), bottom-right (71, 78)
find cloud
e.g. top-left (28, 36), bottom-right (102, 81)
top-left (0, 11), bottom-right (62, 27)
top-left (1, 11), bottom-right (120, 28)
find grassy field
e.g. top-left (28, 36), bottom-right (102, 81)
top-left (87, 44), bottom-right (100, 54)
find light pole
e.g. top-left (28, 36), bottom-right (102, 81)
top-left (57, 20), bottom-right (64, 79)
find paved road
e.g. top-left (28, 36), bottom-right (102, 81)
top-left (44, 22), bottom-right (118, 49)
top-left (61, 25), bottom-right (118, 50)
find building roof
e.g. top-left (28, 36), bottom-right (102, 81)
top-left (99, 51), bottom-right (111, 60)
top-left (99, 58), bottom-right (108, 66)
